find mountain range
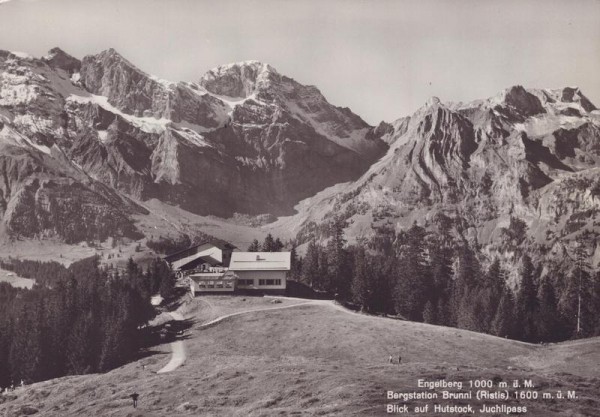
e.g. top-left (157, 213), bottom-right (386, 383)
top-left (1, 47), bottom-right (599, 271)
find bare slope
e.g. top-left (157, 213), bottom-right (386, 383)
top-left (1, 296), bottom-right (598, 417)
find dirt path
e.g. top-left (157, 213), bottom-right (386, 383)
top-left (156, 296), bottom-right (536, 375)
top-left (156, 312), bottom-right (187, 374)
top-left (196, 300), bottom-right (315, 330)
top-left (156, 299), bottom-right (314, 374)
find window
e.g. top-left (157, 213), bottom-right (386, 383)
top-left (239, 279), bottom-right (253, 286)
top-left (257, 279), bottom-right (282, 286)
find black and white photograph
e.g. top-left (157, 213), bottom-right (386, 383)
top-left (0, 0), bottom-right (599, 415)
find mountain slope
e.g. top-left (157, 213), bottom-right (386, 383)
top-left (282, 85), bottom-right (600, 270)
top-left (75, 52), bottom-right (386, 216)
top-left (0, 48), bottom-right (387, 242)
top-left (0, 50), bottom-right (146, 242)
top-left (1, 297), bottom-right (598, 416)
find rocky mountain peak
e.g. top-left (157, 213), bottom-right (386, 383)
top-left (199, 60), bottom-right (279, 98)
top-left (85, 48), bottom-right (142, 76)
top-left (559, 86), bottom-right (597, 112)
top-left (424, 96), bottom-right (442, 108)
top-left (42, 47), bottom-right (81, 74)
top-left (495, 85), bottom-right (546, 117)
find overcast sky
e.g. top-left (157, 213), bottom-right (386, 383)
top-left (0, 0), bottom-right (599, 124)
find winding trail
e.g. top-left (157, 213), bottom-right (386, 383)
top-left (156, 300), bottom-right (314, 374)
top-left (156, 296), bottom-right (537, 374)
top-left (156, 312), bottom-right (187, 374)
top-left (196, 300), bottom-right (314, 330)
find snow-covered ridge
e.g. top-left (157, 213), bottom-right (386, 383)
top-left (207, 60), bottom-right (278, 75)
top-left (184, 81), bottom-right (268, 116)
top-left (9, 51), bottom-right (33, 60)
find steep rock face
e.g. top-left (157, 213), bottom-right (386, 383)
top-left (290, 85), bottom-right (600, 268)
top-left (0, 48), bottom-right (388, 240)
top-left (80, 49), bottom-right (228, 127)
top-left (0, 127), bottom-right (144, 242)
top-left (74, 54), bottom-right (386, 215)
top-left (42, 47), bottom-right (81, 74)
top-left (200, 61), bottom-right (385, 158)
top-left (496, 85), bottom-right (546, 118)
top-left (200, 60), bottom-right (275, 98)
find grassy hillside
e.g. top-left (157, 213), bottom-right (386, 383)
top-left (0, 267), bottom-right (34, 289)
top-left (1, 296), bottom-right (598, 416)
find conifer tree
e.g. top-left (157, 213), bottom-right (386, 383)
top-left (536, 278), bottom-right (563, 342)
top-left (273, 238), bottom-right (284, 252)
top-left (351, 247), bottom-right (374, 311)
top-left (289, 245), bottom-right (302, 280)
top-left (302, 241), bottom-right (320, 288)
top-left (453, 244), bottom-right (482, 330)
top-left (516, 255), bottom-right (538, 342)
top-left (422, 300), bottom-right (437, 324)
top-left (325, 218), bottom-right (350, 298)
top-left (393, 224), bottom-right (432, 320)
top-left (491, 287), bottom-right (516, 338)
top-left (262, 234), bottom-right (275, 252)
top-left (248, 239), bottom-right (260, 252)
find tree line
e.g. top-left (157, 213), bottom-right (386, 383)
top-left (247, 234), bottom-right (285, 252)
top-left (0, 256), bottom-right (175, 388)
top-left (291, 222), bottom-right (600, 343)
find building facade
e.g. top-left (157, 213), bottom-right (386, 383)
top-left (165, 243), bottom-right (290, 294)
top-left (229, 252), bottom-right (290, 293)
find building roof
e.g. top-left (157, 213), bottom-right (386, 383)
top-left (164, 240), bottom-right (237, 263)
top-left (171, 254), bottom-right (220, 271)
top-left (229, 252), bottom-right (291, 271)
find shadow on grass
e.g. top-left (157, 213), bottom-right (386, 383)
top-left (160, 287), bottom-right (192, 311)
top-left (285, 280), bottom-right (332, 300)
top-left (140, 317), bottom-right (196, 350)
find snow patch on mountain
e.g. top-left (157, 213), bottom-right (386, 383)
top-left (13, 113), bottom-right (63, 137)
top-left (67, 93), bottom-right (171, 133)
top-left (9, 51), bottom-right (33, 60)
top-left (149, 75), bottom-right (176, 91)
top-left (173, 127), bottom-right (212, 148)
top-left (97, 130), bottom-right (109, 143)
top-left (0, 124), bottom-right (51, 154)
top-left (0, 70), bottom-right (40, 105)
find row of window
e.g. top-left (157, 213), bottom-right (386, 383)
top-left (197, 282), bottom-right (234, 289)
top-left (237, 279), bottom-right (282, 286)
top-left (259, 279), bottom-right (282, 286)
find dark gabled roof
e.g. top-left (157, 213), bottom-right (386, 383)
top-left (164, 239), bottom-right (237, 262)
top-left (176, 255), bottom-right (219, 270)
